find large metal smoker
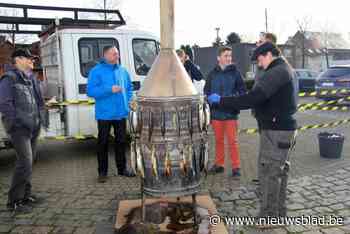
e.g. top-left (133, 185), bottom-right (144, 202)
top-left (128, 0), bottom-right (210, 225)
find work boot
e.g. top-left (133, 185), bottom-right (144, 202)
top-left (232, 168), bottom-right (241, 177)
top-left (98, 175), bottom-right (108, 183)
top-left (7, 200), bottom-right (33, 214)
top-left (23, 195), bottom-right (45, 206)
top-left (208, 165), bottom-right (224, 174)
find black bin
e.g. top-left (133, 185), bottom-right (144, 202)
top-left (318, 132), bottom-right (345, 159)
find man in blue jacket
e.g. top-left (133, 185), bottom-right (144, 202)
top-left (87, 46), bottom-right (135, 183)
top-left (204, 46), bottom-right (246, 177)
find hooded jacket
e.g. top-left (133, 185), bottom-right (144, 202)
top-left (204, 64), bottom-right (246, 120)
top-left (87, 59), bottom-right (133, 120)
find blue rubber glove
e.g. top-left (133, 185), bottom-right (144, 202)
top-left (208, 93), bottom-right (221, 105)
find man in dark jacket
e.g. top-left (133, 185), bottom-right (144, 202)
top-left (176, 49), bottom-right (204, 82)
top-left (204, 46), bottom-right (246, 177)
top-left (208, 42), bottom-right (297, 218)
top-left (0, 49), bottom-right (46, 214)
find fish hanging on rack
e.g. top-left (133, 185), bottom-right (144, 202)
top-left (164, 147), bottom-right (172, 177)
top-left (203, 103), bottom-right (210, 132)
top-left (148, 110), bottom-right (153, 142)
top-left (199, 142), bottom-right (205, 172)
top-left (179, 146), bottom-right (187, 176)
top-left (192, 145), bottom-right (198, 176)
top-left (204, 141), bottom-right (209, 174)
top-left (198, 103), bottom-right (204, 133)
top-left (188, 144), bottom-right (195, 177)
top-left (176, 107), bottom-right (181, 137)
top-left (151, 145), bottom-right (158, 179)
top-left (130, 140), bottom-right (137, 174)
top-left (161, 108), bottom-right (166, 138)
top-left (136, 111), bottom-right (143, 135)
top-left (128, 111), bottom-right (135, 135)
top-left (136, 144), bottom-right (145, 178)
top-left (187, 106), bottom-right (193, 139)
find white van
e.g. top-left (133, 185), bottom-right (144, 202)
top-left (0, 26), bottom-right (160, 149)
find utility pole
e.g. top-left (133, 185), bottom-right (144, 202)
top-left (103, 0), bottom-right (107, 23)
top-left (215, 27), bottom-right (220, 41)
top-left (265, 8), bottom-right (268, 32)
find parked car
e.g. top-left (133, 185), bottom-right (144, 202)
top-left (295, 69), bottom-right (319, 92)
top-left (315, 65), bottom-right (350, 100)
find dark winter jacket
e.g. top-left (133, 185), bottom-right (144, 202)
top-left (0, 68), bottom-right (45, 134)
top-left (219, 58), bottom-right (297, 130)
top-left (204, 64), bottom-right (246, 120)
top-left (184, 60), bottom-right (204, 82)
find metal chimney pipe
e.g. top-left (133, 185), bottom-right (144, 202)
top-left (160, 0), bottom-right (175, 49)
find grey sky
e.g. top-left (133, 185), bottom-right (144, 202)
top-left (1, 0), bottom-right (349, 47)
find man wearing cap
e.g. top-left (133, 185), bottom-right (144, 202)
top-left (0, 49), bottom-right (46, 214)
top-left (208, 42), bottom-right (297, 218)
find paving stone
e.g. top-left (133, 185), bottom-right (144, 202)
top-left (339, 225), bottom-right (350, 234)
top-left (9, 226), bottom-right (33, 234)
top-left (302, 231), bottom-right (323, 234)
top-left (304, 201), bottom-right (321, 209)
top-left (333, 185), bottom-right (349, 192)
top-left (313, 206), bottom-right (334, 214)
top-left (0, 225), bottom-right (13, 233)
top-left (329, 204), bottom-right (346, 211)
top-left (31, 226), bottom-right (53, 234)
top-left (73, 228), bottom-right (95, 234)
top-left (320, 227), bottom-right (346, 234)
top-left (288, 203), bottom-right (305, 210)
top-left (337, 209), bottom-right (350, 218)
top-left (239, 192), bottom-right (257, 200)
top-left (285, 224), bottom-right (308, 233)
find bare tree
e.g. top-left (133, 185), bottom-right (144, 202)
top-left (85, 0), bottom-right (123, 21)
top-left (296, 16), bottom-right (312, 68)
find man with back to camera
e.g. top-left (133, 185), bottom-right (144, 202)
top-left (87, 46), bottom-right (135, 183)
top-left (208, 42), bottom-right (298, 218)
top-left (176, 49), bottom-right (204, 82)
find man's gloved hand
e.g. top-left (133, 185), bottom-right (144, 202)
top-left (207, 93), bottom-right (221, 105)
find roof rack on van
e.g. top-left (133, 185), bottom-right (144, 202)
top-left (0, 3), bottom-right (126, 35)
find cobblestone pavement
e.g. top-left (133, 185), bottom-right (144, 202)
top-left (0, 97), bottom-right (349, 234)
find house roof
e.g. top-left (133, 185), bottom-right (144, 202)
top-left (287, 31), bottom-right (350, 50)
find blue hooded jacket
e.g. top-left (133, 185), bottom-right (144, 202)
top-left (87, 60), bottom-right (133, 120)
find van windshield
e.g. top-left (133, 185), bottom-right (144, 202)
top-left (132, 39), bottom-right (159, 76)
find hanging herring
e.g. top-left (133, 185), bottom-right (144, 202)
top-left (198, 103), bottom-right (204, 133)
top-left (136, 144), bottom-right (145, 178)
top-left (165, 147), bottom-right (172, 177)
top-left (148, 110), bottom-right (153, 142)
top-left (161, 108), bottom-right (166, 138)
top-left (151, 145), bottom-right (158, 178)
top-left (130, 140), bottom-right (137, 174)
top-left (180, 145), bottom-right (188, 176)
top-left (203, 103), bottom-right (210, 132)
